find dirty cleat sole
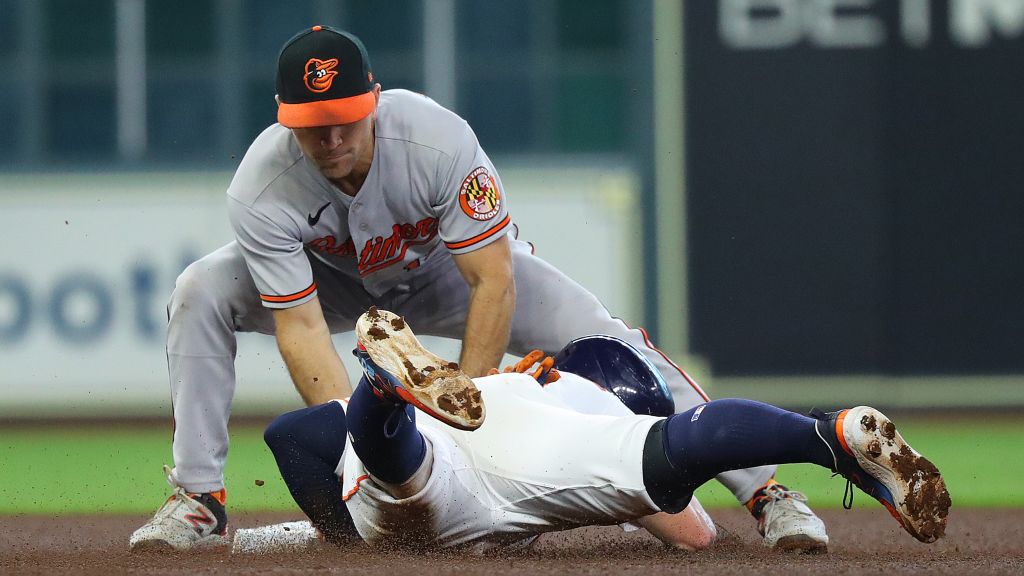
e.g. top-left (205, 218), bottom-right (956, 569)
top-left (837, 406), bottom-right (951, 543)
top-left (355, 307), bottom-right (486, 430)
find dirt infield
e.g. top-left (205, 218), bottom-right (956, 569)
top-left (2, 509), bottom-right (1021, 575)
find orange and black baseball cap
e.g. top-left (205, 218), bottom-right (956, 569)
top-left (276, 26), bottom-right (376, 128)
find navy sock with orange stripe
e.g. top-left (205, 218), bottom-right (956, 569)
top-left (644, 399), bottom-right (836, 511)
top-left (346, 376), bottom-right (427, 485)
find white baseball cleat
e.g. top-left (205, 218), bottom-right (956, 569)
top-left (129, 466), bottom-right (229, 552)
top-left (354, 306), bottom-right (486, 430)
top-left (749, 482), bottom-right (829, 552)
top-left (813, 406), bottom-right (951, 543)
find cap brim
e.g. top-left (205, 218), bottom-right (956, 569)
top-left (278, 91), bottom-right (376, 128)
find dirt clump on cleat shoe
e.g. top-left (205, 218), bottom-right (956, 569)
top-left (880, 420), bottom-right (897, 440)
top-left (355, 307), bottom-right (486, 431)
top-left (888, 444), bottom-right (951, 542)
top-left (816, 406), bottom-right (951, 543)
top-left (861, 413), bottom-right (877, 432)
top-left (438, 388), bottom-right (484, 421)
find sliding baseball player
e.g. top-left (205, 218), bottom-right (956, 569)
top-left (246, 309), bottom-right (950, 553)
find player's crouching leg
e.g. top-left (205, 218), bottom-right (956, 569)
top-left (131, 245), bottom-right (269, 552)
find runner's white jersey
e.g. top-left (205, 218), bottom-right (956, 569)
top-left (337, 372), bottom-right (663, 552)
top-left (226, 89), bottom-right (512, 307)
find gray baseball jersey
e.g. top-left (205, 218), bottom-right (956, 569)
top-left (227, 89), bottom-right (511, 305)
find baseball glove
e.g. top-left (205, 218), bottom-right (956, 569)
top-left (488, 349), bottom-right (560, 384)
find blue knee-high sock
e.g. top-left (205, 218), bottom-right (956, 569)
top-left (264, 402), bottom-right (358, 543)
top-left (345, 376), bottom-right (427, 485)
top-left (647, 399), bottom-right (836, 511)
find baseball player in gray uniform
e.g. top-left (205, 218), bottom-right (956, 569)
top-left (130, 26), bottom-right (827, 552)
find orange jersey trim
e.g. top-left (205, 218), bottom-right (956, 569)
top-left (444, 215), bottom-right (512, 250)
top-left (637, 326), bottom-right (711, 402)
top-left (260, 282), bottom-right (317, 304)
top-left (525, 240), bottom-right (708, 406)
top-left (342, 474), bottom-right (370, 502)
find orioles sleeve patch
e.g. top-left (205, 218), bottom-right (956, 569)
top-left (458, 166), bottom-right (502, 221)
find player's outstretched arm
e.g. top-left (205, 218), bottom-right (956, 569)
top-left (452, 235), bottom-right (516, 377)
top-left (636, 497), bottom-right (718, 551)
top-left (273, 297), bottom-right (353, 404)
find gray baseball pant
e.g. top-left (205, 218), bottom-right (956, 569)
top-left (166, 239), bottom-right (774, 502)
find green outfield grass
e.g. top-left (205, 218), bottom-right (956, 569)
top-left (0, 415), bottom-right (1021, 515)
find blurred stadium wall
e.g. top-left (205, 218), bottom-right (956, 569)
top-left (0, 0), bottom-right (1021, 416)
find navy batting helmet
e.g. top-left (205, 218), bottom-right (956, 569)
top-left (551, 335), bottom-right (674, 417)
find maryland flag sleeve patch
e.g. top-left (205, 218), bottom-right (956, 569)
top-left (458, 166), bottom-right (502, 221)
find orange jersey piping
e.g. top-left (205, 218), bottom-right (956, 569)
top-left (444, 215), bottom-right (512, 250)
top-left (260, 282), bottom-right (317, 303)
top-left (342, 474), bottom-right (370, 502)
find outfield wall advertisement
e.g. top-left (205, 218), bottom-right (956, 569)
top-left (685, 1), bottom-right (1024, 376)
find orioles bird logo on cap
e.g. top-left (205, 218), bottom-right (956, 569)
top-left (304, 58), bottom-right (338, 93)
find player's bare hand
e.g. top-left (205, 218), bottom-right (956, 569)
top-left (492, 350), bottom-right (560, 384)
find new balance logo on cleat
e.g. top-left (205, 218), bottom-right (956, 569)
top-left (184, 509), bottom-right (215, 533)
top-left (129, 466), bottom-right (229, 552)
